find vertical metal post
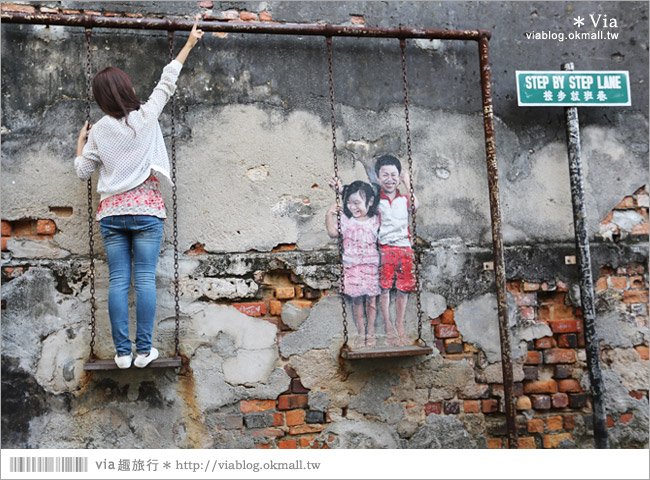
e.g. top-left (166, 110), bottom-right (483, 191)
top-left (561, 62), bottom-right (610, 449)
top-left (478, 34), bottom-right (517, 448)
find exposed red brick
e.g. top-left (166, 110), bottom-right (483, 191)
top-left (435, 324), bottom-right (459, 338)
top-left (607, 415), bottom-right (615, 428)
top-left (634, 346), bottom-right (649, 360)
top-left (1, 221), bottom-right (11, 236)
top-left (276, 287), bottom-right (296, 299)
top-left (283, 365), bottom-right (298, 378)
top-left (520, 307), bottom-right (535, 320)
top-left (557, 379), bottom-right (582, 393)
top-left (350, 15), bottom-right (365, 25)
top-left (255, 443), bottom-right (271, 449)
top-left (12, 220), bottom-right (34, 237)
top-left (124, 13), bottom-right (143, 18)
top-left (240, 399), bottom-right (275, 413)
top-left (548, 305), bottom-right (577, 321)
top-left (535, 337), bottom-right (554, 349)
top-left (630, 276), bottom-right (646, 289)
top-left (557, 334), bottom-right (578, 348)
top-left (563, 415), bottom-right (576, 430)
top-left (463, 400), bottom-right (480, 413)
top-left (199, 1), bottom-right (214, 7)
top-left (1, 237), bottom-right (8, 251)
top-left (595, 277), bottom-right (608, 291)
top-left (185, 242), bottom-right (206, 255)
top-left (2, 4), bottom-right (37, 13)
top-left (544, 348), bottom-right (575, 364)
top-left (552, 393), bottom-right (569, 408)
top-left (516, 396), bottom-right (532, 410)
top-left (291, 378), bottom-right (309, 394)
top-left (629, 391), bottom-right (645, 400)
top-left (277, 394), bottom-right (308, 410)
top-left (61, 9), bottom-right (81, 15)
top-left (240, 11), bottom-right (258, 21)
top-left (482, 399), bottom-right (498, 413)
top-left (522, 281), bottom-right (540, 292)
top-left (83, 10), bottom-right (101, 16)
top-left (610, 276), bottom-right (628, 290)
top-left (632, 222), bottom-right (649, 235)
top-left (278, 439), bottom-right (297, 449)
top-left (550, 319), bottom-right (583, 333)
top-left (518, 437), bottom-right (536, 449)
top-left (531, 395), bottom-right (551, 410)
top-left (623, 290), bottom-right (649, 304)
top-left (441, 309), bottom-right (455, 324)
top-left (289, 424), bottom-right (324, 435)
top-left (39, 7), bottom-right (58, 13)
top-left (568, 393), bottom-right (588, 409)
top-left (615, 196), bottom-right (635, 209)
top-left (272, 412), bottom-right (284, 426)
top-left (269, 300), bottom-right (282, 316)
top-left (232, 302), bottom-right (266, 317)
top-left (524, 380), bottom-right (557, 394)
top-left (286, 409), bottom-right (305, 426)
top-left (543, 433), bottom-right (572, 448)
top-left (507, 280), bottom-right (522, 293)
top-left (299, 436), bottom-right (316, 448)
top-left (541, 281), bottom-right (557, 291)
top-left (514, 293), bottom-right (537, 306)
top-left (527, 418), bottom-right (544, 433)
top-left (259, 12), bottom-right (272, 21)
top-left (252, 428), bottom-right (284, 438)
top-left (425, 402), bottom-right (441, 415)
top-left (487, 438), bottom-right (502, 449)
top-left (620, 413), bottom-right (633, 424)
top-left (545, 415), bottom-right (563, 431)
top-left (525, 351), bottom-right (543, 365)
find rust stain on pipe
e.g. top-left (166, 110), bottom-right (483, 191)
top-left (2, 12), bottom-right (486, 40)
top-left (478, 34), bottom-right (518, 449)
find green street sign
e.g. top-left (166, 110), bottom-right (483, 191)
top-left (516, 71), bottom-right (631, 106)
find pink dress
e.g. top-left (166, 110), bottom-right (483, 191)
top-left (340, 214), bottom-right (380, 297)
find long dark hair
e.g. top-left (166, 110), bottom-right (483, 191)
top-left (92, 67), bottom-right (140, 132)
top-left (342, 181), bottom-right (380, 218)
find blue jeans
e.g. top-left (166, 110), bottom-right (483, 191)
top-left (99, 215), bottom-right (163, 356)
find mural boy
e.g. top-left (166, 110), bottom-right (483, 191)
top-left (375, 155), bottom-right (419, 346)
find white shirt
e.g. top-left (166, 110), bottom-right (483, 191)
top-left (74, 60), bottom-right (183, 201)
top-left (377, 189), bottom-right (412, 247)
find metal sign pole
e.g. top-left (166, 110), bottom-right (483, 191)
top-left (561, 62), bottom-right (610, 449)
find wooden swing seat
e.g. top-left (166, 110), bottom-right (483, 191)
top-left (83, 356), bottom-right (182, 371)
top-left (341, 344), bottom-right (433, 360)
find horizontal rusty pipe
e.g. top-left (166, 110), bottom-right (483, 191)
top-left (1, 12), bottom-right (487, 40)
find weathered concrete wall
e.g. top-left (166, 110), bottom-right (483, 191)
top-left (2, 1), bottom-right (648, 449)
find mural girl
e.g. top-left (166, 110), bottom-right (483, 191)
top-left (326, 179), bottom-right (383, 347)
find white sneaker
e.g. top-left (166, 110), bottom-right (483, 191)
top-left (134, 347), bottom-right (159, 368)
top-left (114, 353), bottom-right (133, 369)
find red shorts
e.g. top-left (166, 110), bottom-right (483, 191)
top-left (379, 245), bottom-right (416, 292)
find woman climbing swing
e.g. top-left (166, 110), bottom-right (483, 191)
top-left (74, 17), bottom-right (204, 369)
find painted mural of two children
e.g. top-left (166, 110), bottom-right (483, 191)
top-left (326, 155), bottom-right (418, 348)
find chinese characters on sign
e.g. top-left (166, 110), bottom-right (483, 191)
top-left (516, 71), bottom-right (631, 106)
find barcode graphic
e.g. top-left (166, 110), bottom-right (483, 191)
top-left (9, 457), bottom-right (88, 473)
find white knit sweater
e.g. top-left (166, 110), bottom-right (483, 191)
top-left (75, 60), bottom-right (183, 201)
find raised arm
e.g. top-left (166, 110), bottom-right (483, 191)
top-left (400, 170), bottom-right (420, 212)
top-left (174, 16), bottom-right (204, 65)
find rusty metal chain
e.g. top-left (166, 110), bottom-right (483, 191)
top-left (400, 38), bottom-right (425, 344)
top-left (326, 36), bottom-right (349, 348)
top-left (84, 27), bottom-right (97, 359)
top-left (168, 31), bottom-right (181, 358)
